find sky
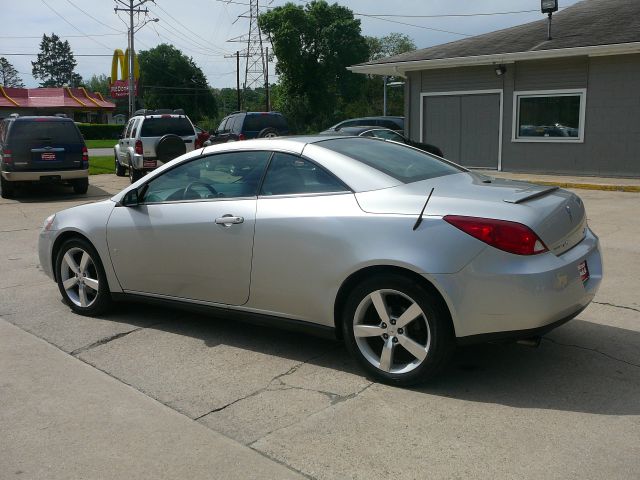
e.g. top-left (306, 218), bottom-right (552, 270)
top-left (1, 0), bottom-right (582, 89)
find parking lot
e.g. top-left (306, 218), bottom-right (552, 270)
top-left (1, 176), bottom-right (639, 479)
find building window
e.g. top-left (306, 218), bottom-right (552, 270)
top-left (512, 89), bottom-right (586, 142)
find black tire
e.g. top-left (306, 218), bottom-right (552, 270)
top-left (55, 237), bottom-right (112, 316)
top-left (115, 154), bottom-right (126, 176)
top-left (156, 134), bottom-right (186, 163)
top-left (1, 176), bottom-right (15, 199)
top-left (129, 161), bottom-right (143, 183)
top-left (342, 273), bottom-right (455, 386)
top-left (72, 178), bottom-right (89, 194)
top-left (257, 127), bottom-right (278, 138)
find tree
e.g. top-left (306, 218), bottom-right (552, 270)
top-left (138, 44), bottom-right (216, 122)
top-left (0, 57), bottom-right (24, 88)
top-left (83, 74), bottom-right (110, 96)
top-left (259, 0), bottom-right (370, 132)
top-left (31, 33), bottom-right (83, 87)
top-left (366, 33), bottom-right (416, 62)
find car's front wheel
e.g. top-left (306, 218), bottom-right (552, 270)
top-left (55, 238), bottom-right (111, 316)
top-left (343, 274), bottom-right (454, 386)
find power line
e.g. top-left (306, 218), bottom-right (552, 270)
top-left (355, 14), bottom-right (471, 36)
top-left (0, 33), bottom-right (123, 39)
top-left (1, 53), bottom-right (115, 57)
top-left (353, 9), bottom-right (544, 19)
top-left (64, 0), bottom-right (124, 33)
top-left (153, 2), bottom-right (231, 54)
top-left (40, 0), bottom-right (115, 50)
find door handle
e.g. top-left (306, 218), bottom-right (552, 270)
top-left (215, 215), bottom-right (244, 226)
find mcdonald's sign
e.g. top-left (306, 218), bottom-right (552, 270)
top-left (109, 49), bottom-right (140, 98)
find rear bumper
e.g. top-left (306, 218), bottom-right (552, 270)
top-left (431, 227), bottom-right (603, 339)
top-left (2, 169), bottom-right (88, 182)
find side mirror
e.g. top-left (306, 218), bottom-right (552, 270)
top-left (119, 133), bottom-right (124, 139)
top-left (121, 188), bottom-right (139, 207)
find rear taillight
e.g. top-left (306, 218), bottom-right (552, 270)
top-left (238, 133), bottom-right (246, 141)
top-left (2, 149), bottom-right (12, 164)
top-left (443, 215), bottom-right (548, 255)
top-left (82, 146), bottom-right (89, 164)
top-left (135, 139), bottom-right (143, 155)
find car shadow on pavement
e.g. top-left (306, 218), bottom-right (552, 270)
top-left (2, 182), bottom-right (113, 203)
top-left (97, 302), bottom-right (640, 417)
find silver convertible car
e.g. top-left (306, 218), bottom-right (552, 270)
top-left (38, 137), bottom-right (602, 385)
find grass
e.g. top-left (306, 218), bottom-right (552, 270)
top-left (89, 156), bottom-right (115, 175)
top-left (86, 139), bottom-right (117, 149)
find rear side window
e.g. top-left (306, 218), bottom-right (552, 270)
top-left (243, 114), bottom-right (287, 132)
top-left (260, 153), bottom-right (348, 196)
top-left (8, 120), bottom-right (82, 144)
top-left (140, 117), bottom-right (194, 137)
top-left (318, 137), bottom-right (462, 184)
top-left (231, 115), bottom-right (244, 133)
top-left (379, 119), bottom-right (401, 130)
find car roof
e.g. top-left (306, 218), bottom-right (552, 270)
top-left (322, 126), bottom-right (398, 136)
top-left (9, 116), bottom-right (73, 122)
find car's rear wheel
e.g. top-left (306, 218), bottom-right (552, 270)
top-left (115, 154), bottom-right (126, 176)
top-left (343, 274), bottom-right (454, 386)
top-left (55, 238), bottom-right (111, 316)
top-left (72, 178), bottom-right (89, 194)
top-left (129, 162), bottom-right (143, 183)
top-left (258, 127), bottom-right (278, 138)
top-left (1, 176), bottom-right (15, 199)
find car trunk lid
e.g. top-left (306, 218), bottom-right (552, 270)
top-left (355, 172), bottom-right (586, 256)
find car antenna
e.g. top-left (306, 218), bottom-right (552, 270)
top-left (412, 187), bottom-right (435, 231)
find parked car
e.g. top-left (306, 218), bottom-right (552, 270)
top-left (114, 109), bottom-right (197, 183)
top-left (204, 111), bottom-right (289, 145)
top-left (194, 125), bottom-right (211, 149)
top-left (326, 116), bottom-right (405, 134)
top-left (0, 114), bottom-right (89, 199)
top-left (39, 136), bottom-right (601, 386)
top-left (319, 126), bottom-right (443, 157)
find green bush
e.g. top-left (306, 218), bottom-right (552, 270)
top-left (77, 123), bottom-right (123, 140)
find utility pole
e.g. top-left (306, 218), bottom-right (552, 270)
top-left (236, 51), bottom-right (241, 110)
top-left (114, 0), bottom-right (153, 117)
top-left (265, 47), bottom-right (269, 111)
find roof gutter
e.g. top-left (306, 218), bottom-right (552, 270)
top-left (348, 41), bottom-right (640, 76)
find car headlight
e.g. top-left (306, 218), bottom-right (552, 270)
top-left (43, 214), bottom-right (56, 231)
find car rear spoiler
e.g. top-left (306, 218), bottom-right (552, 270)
top-left (503, 185), bottom-right (559, 204)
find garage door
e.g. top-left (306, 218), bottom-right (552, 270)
top-left (422, 93), bottom-right (501, 169)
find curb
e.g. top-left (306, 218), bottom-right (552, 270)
top-left (525, 180), bottom-right (640, 193)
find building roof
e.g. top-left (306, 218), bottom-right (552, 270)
top-left (0, 87), bottom-right (115, 110)
top-left (351, 0), bottom-right (640, 75)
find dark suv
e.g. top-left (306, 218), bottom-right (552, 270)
top-left (205, 112), bottom-right (289, 145)
top-left (0, 115), bottom-right (89, 198)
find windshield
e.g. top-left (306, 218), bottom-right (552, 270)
top-left (140, 117), bottom-right (194, 137)
top-left (318, 137), bottom-right (463, 183)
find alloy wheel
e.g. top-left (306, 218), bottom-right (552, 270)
top-left (59, 247), bottom-right (100, 308)
top-left (353, 289), bottom-right (431, 374)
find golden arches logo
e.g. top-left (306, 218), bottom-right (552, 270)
top-left (110, 49), bottom-right (139, 83)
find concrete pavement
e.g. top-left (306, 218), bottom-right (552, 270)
top-left (88, 147), bottom-right (114, 157)
top-left (0, 319), bottom-right (303, 480)
top-left (0, 174), bottom-right (638, 479)
top-left (476, 169), bottom-right (640, 192)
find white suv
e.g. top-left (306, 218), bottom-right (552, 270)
top-left (114, 109), bottom-right (197, 182)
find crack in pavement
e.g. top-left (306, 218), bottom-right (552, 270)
top-left (593, 301), bottom-right (640, 314)
top-left (246, 382), bottom-right (374, 448)
top-left (543, 337), bottom-right (640, 368)
top-left (193, 345), bottom-right (344, 421)
top-left (69, 322), bottom-right (165, 356)
top-left (248, 447), bottom-right (319, 480)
